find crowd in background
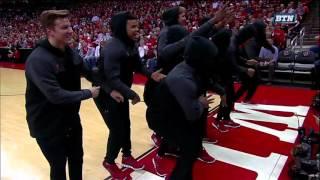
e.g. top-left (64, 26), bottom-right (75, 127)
top-left (0, 0), bottom-right (313, 63)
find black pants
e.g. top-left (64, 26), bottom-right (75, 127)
top-left (157, 110), bottom-right (206, 158)
top-left (144, 79), bottom-right (160, 132)
top-left (36, 123), bottom-right (83, 180)
top-left (200, 108), bottom-right (208, 138)
top-left (235, 70), bottom-right (259, 102)
top-left (169, 119), bottom-right (203, 180)
top-left (217, 79), bottom-right (235, 121)
top-left (154, 82), bottom-right (202, 180)
top-left (314, 60), bottom-right (320, 89)
top-left (259, 62), bottom-right (276, 82)
top-left (145, 79), bottom-right (178, 155)
top-left (94, 90), bottom-right (131, 164)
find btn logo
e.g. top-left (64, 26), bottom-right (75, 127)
top-left (274, 13), bottom-right (297, 24)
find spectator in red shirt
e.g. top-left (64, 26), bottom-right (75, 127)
top-left (272, 24), bottom-right (286, 50)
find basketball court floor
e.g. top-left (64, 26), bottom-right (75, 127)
top-left (0, 65), bottom-right (317, 180)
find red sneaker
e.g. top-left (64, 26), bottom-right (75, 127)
top-left (151, 133), bottom-right (162, 147)
top-left (242, 100), bottom-right (255, 104)
top-left (102, 161), bottom-right (127, 179)
top-left (152, 154), bottom-right (168, 177)
top-left (165, 174), bottom-right (171, 180)
top-left (203, 137), bottom-right (218, 144)
top-left (223, 120), bottom-right (240, 128)
top-left (212, 121), bottom-right (229, 133)
top-left (164, 146), bottom-right (180, 157)
top-left (122, 155), bottom-right (144, 170)
top-left (124, 175), bottom-right (132, 180)
top-left (197, 148), bottom-right (216, 164)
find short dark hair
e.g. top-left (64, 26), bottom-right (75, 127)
top-left (40, 10), bottom-right (70, 29)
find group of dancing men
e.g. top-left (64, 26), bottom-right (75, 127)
top-left (25, 4), bottom-right (277, 180)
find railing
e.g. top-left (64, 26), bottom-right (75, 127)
top-left (299, 27), bottom-right (305, 50)
top-left (289, 35), bottom-right (299, 51)
top-left (288, 26), bottom-right (305, 53)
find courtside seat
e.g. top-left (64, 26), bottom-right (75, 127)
top-left (293, 50), bottom-right (315, 74)
top-left (275, 49), bottom-right (295, 73)
top-left (292, 50), bottom-right (316, 85)
top-left (274, 49), bottom-right (295, 82)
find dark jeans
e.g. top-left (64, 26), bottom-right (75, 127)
top-left (84, 56), bottom-right (97, 70)
top-left (169, 119), bottom-right (203, 180)
top-left (217, 79), bottom-right (235, 121)
top-left (144, 79), bottom-right (159, 132)
top-left (310, 46), bottom-right (320, 58)
top-left (314, 60), bottom-right (320, 89)
top-left (154, 82), bottom-right (202, 180)
top-left (259, 62), bottom-right (276, 82)
top-left (94, 90), bottom-right (131, 164)
top-left (36, 123), bottom-right (83, 180)
top-left (235, 69), bottom-right (260, 102)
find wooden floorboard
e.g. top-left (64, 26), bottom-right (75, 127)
top-left (0, 67), bottom-right (220, 180)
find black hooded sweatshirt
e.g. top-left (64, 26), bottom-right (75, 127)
top-left (243, 21), bottom-right (275, 59)
top-left (226, 24), bottom-right (266, 75)
top-left (25, 39), bottom-right (93, 139)
top-left (162, 7), bottom-right (180, 27)
top-left (163, 36), bottom-right (218, 122)
top-left (226, 21), bottom-right (275, 76)
top-left (147, 37), bottom-right (219, 138)
top-left (157, 6), bottom-right (220, 75)
top-left (211, 29), bottom-right (236, 80)
top-left (160, 24), bottom-right (189, 74)
top-left (102, 12), bottom-right (151, 100)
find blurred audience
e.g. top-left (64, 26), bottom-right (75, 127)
top-left (0, 0), bottom-right (312, 61)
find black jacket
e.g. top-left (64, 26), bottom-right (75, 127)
top-left (150, 37), bottom-right (219, 135)
top-left (157, 9), bottom-right (219, 75)
top-left (25, 39), bottom-right (92, 139)
top-left (102, 12), bottom-right (150, 100)
top-left (227, 36), bottom-right (251, 75)
top-left (158, 25), bottom-right (188, 74)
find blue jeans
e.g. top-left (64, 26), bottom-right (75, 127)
top-left (310, 46), bottom-right (320, 58)
top-left (84, 56), bottom-right (97, 70)
top-left (315, 60), bottom-right (320, 89)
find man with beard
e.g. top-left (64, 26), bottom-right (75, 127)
top-left (93, 12), bottom-right (165, 179)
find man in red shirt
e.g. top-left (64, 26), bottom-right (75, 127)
top-left (145, 37), bottom-right (156, 59)
top-left (0, 38), bottom-right (7, 47)
top-left (272, 24), bottom-right (286, 50)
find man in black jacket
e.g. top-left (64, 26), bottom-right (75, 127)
top-left (150, 36), bottom-right (218, 180)
top-left (143, 7), bottom-right (187, 149)
top-left (145, 5), bottom-right (228, 135)
top-left (233, 21), bottom-right (275, 103)
top-left (211, 29), bottom-right (241, 132)
top-left (146, 7), bottom-right (232, 176)
top-left (211, 21), bottom-right (275, 132)
top-left (25, 10), bottom-right (100, 180)
top-left (94, 11), bottom-right (165, 179)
